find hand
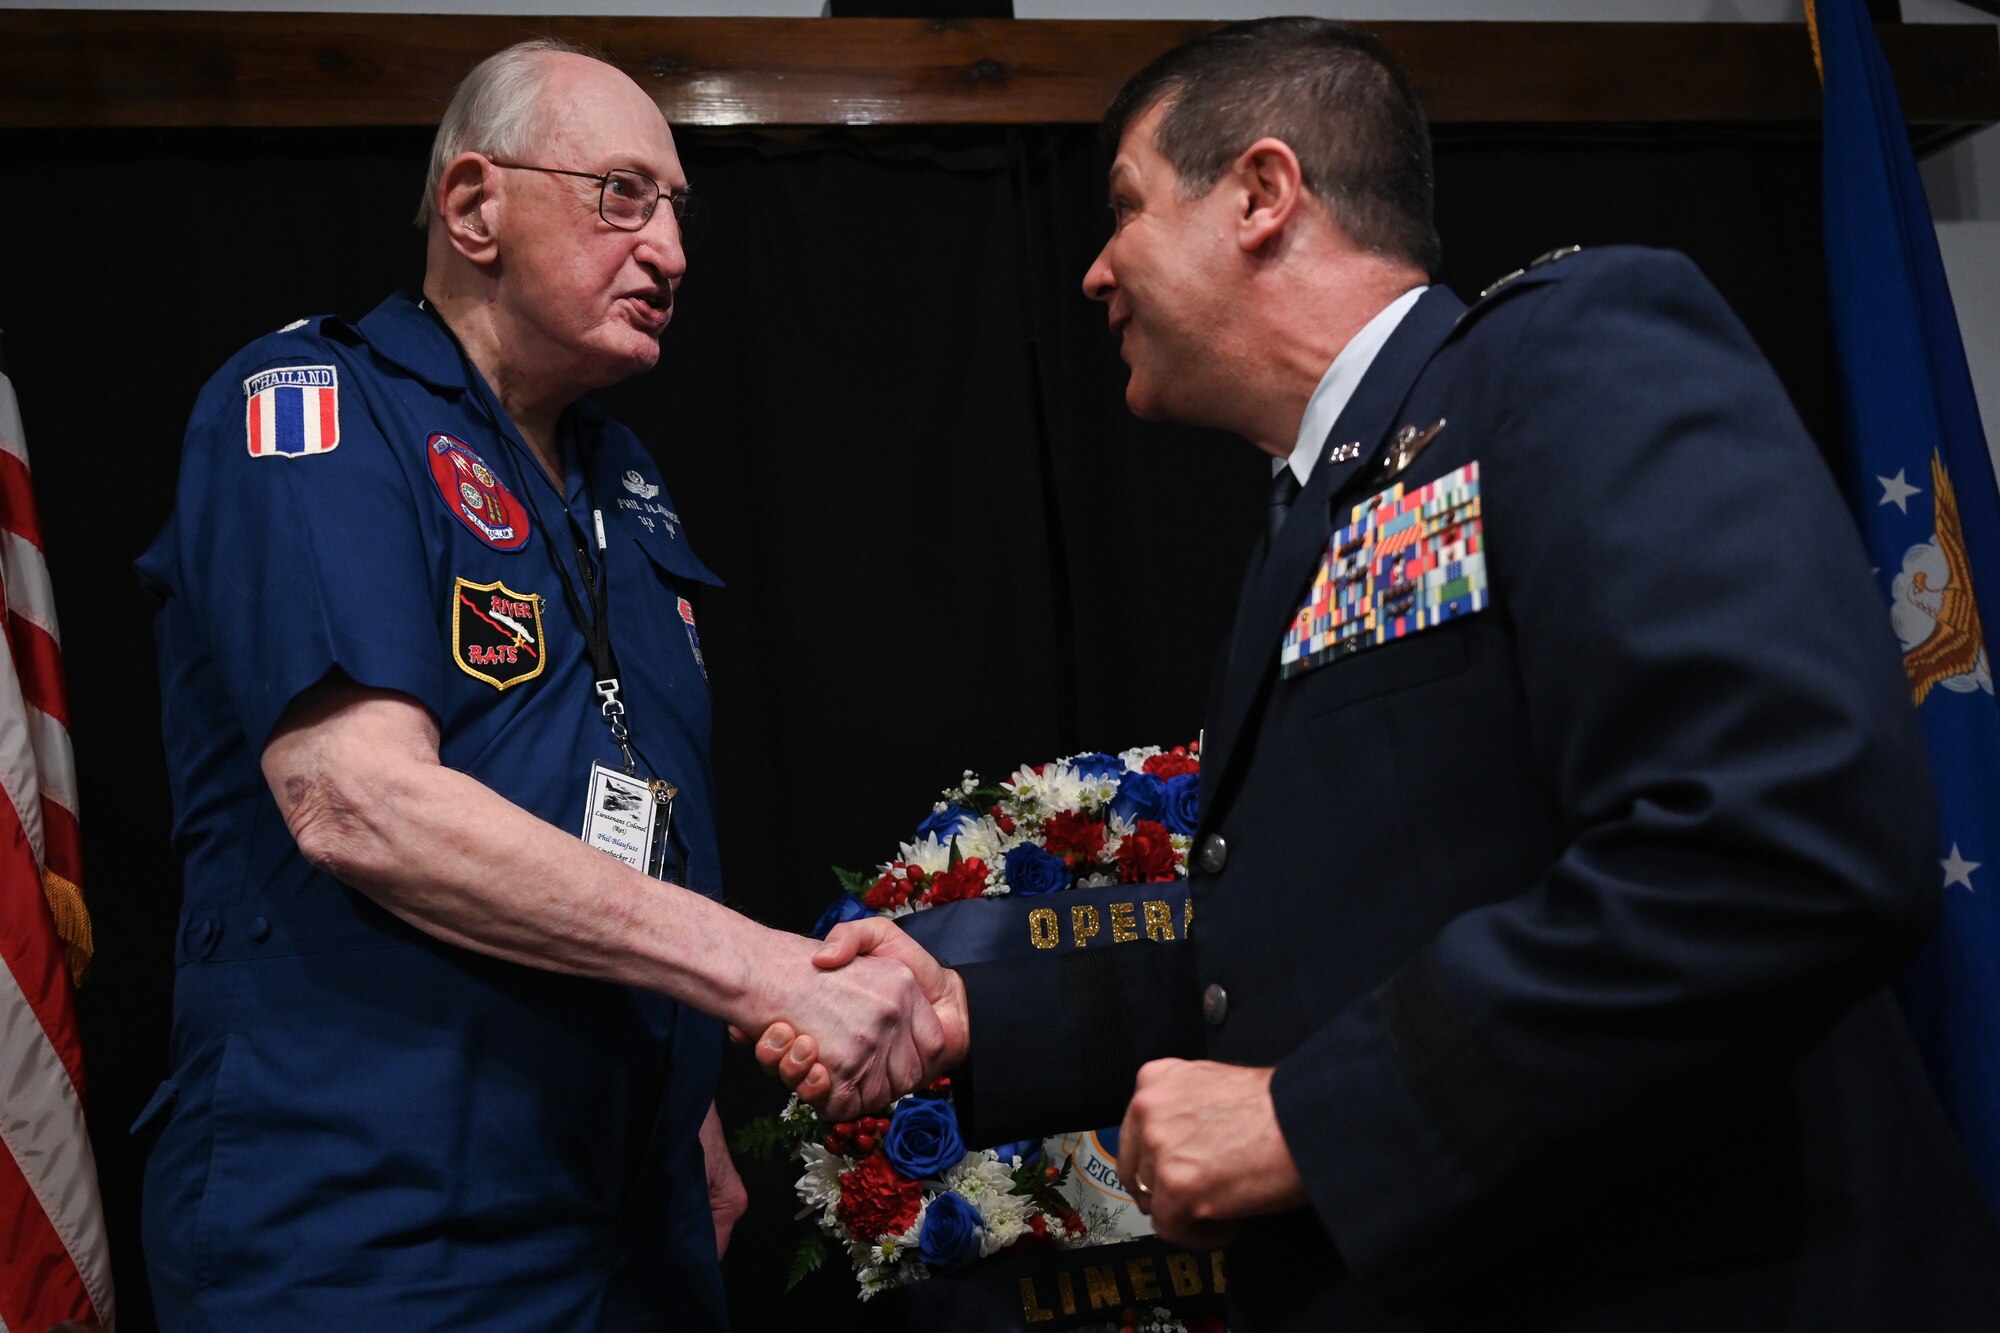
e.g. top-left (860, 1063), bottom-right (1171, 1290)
top-left (751, 919), bottom-right (969, 1116)
top-left (699, 1102), bottom-right (747, 1257)
top-left (744, 928), bottom-right (959, 1121)
top-left (1116, 1059), bottom-right (1308, 1248)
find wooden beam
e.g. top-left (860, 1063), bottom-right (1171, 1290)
top-left (0, 12), bottom-right (1994, 134)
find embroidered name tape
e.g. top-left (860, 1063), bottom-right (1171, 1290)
top-left (1280, 459), bottom-right (1488, 680)
top-left (244, 365), bottom-right (339, 458)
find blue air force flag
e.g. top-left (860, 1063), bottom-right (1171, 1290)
top-left (1817, 0), bottom-right (2000, 1206)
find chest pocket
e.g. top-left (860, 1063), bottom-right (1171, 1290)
top-left (1293, 618), bottom-right (1472, 719)
top-left (632, 533), bottom-right (723, 680)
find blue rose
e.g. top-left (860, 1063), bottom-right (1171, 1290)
top-left (1003, 843), bottom-right (1069, 897)
top-left (983, 1138), bottom-right (1041, 1168)
top-left (812, 892), bottom-right (871, 940)
top-left (884, 1098), bottom-right (966, 1178)
top-left (1109, 771), bottom-right (1166, 826)
top-left (1161, 773), bottom-right (1200, 836)
top-left (916, 804), bottom-right (978, 843)
top-left (917, 1191), bottom-right (982, 1272)
top-left (1070, 752), bottom-right (1126, 782)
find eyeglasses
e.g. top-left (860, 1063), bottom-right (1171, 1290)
top-left (487, 160), bottom-right (695, 231)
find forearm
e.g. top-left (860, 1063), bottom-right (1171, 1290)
top-left (293, 753), bottom-right (788, 1025)
top-left (265, 680), bottom-right (805, 1032)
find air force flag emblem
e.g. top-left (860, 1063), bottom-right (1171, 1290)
top-left (244, 365), bottom-right (340, 458)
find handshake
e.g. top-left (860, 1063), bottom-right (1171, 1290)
top-left (735, 918), bottom-right (967, 1121)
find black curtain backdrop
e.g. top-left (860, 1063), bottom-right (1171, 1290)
top-left (0, 120), bottom-right (1832, 1332)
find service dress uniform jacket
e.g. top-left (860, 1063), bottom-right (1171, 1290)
top-left (135, 293), bottom-right (730, 1331)
top-left (955, 248), bottom-right (2000, 1331)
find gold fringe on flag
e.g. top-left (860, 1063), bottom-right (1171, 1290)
top-left (1805, 0), bottom-right (1826, 87)
top-left (41, 866), bottom-right (94, 986)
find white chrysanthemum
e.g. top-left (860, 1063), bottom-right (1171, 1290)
top-left (1119, 744), bottom-right (1163, 771)
top-left (1075, 870), bottom-right (1117, 890)
top-left (941, 1153), bottom-right (1032, 1254)
top-left (897, 835), bottom-right (954, 876)
top-left (949, 815), bottom-right (1009, 864)
top-left (794, 1143), bottom-right (849, 1229)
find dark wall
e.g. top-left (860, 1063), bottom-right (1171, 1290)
top-left (0, 120), bottom-right (1831, 1332)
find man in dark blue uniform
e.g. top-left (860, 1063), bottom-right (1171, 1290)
top-left (763, 18), bottom-right (2000, 1330)
top-left (136, 40), bottom-right (952, 1331)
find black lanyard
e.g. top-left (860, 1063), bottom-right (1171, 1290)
top-left (423, 301), bottom-right (641, 774)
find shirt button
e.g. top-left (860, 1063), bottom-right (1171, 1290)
top-left (1197, 834), bottom-right (1228, 875)
top-left (249, 916), bottom-right (271, 943)
top-left (1203, 983), bottom-right (1229, 1026)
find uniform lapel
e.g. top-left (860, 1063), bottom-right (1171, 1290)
top-left (1197, 285), bottom-right (1467, 829)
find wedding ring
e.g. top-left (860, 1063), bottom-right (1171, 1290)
top-left (1133, 1179), bottom-right (1153, 1199)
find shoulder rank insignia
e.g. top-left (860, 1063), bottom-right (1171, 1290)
top-left (452, 577), bottom-right (546, 689)
top-left (427, 433), bottom-right (531, 552)
top-left (1477, 244), bottom-right (1584, 301)
top-left (1280, 460), bottom-right (1488, 679)
top-left (244, 365), bottom-right (339, 458)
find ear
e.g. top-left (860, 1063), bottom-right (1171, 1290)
top-left (437, 152), bottom-right (501, 267)
top-left (1231, 137), bottom-right (1305, 253)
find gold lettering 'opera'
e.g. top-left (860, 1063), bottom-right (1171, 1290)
top-left (1027, 898), bottom-right (1192, 950)
top-left (1019, 1249), bottom-right (1226, 1322)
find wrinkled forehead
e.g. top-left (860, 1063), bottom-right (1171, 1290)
top-left (536, 55), bottom-right (684, 184)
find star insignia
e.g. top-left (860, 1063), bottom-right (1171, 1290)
top-left (1878, 469), bottom-right (1923, 513)
top-left (1941, 843), bottom-right (1980, 891)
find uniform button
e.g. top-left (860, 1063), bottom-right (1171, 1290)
top-left (1197, 834), bottom-right (1228, 875)
top-left (1203, 983), bottom-right (1228, 1026)
top-left (186, 916), bottom-right (220, 960)
top-left (249, 916), bottom-right (271, 943)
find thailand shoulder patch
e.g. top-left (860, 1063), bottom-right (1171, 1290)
top-left (452, 577), bottom-right (546, 689)
top-left (244, 365), bottom-right (340, 458)
top-left (427, 433), bottom-right (531, 551)
top-left (1280, 459), bottom-right (1488, 679)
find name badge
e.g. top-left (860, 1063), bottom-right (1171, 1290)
top-left (580, 761), bottom-right (677, 878)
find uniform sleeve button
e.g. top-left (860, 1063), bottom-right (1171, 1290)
top-left (1202, 983), bottom-right (1229, 1026)
top-left (1197, 834), bottom-right (1228, 875)
top-left (249, 916), bottom-right (271, 943)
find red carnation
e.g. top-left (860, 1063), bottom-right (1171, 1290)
top-left (1143, 748), bottom-right (1200, 779)
top-left (925, 857), bottom-right (989, 905)
top-left (863, 872), bottom-right (911, 911)
top-left (1042, 810), bottom-right (1107, 865)
top-left (1116, 819), bottom-right (1179, 883)
top-left (989, 805), bottom-right (1017, 835)
top-left (836, 1151), bottom-right (923, 1240)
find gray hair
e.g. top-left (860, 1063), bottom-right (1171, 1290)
top-left (414, 37), bottom-right (597, 229)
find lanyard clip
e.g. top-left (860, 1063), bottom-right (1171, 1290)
top-left (595, 677), bottom-right (637, 775)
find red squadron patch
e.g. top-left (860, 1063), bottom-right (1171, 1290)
top-left (427, 433), bottom-right (530, 551)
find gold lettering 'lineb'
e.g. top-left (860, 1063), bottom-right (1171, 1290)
top-left (1018, 1250), bottom-right (1227, 1322)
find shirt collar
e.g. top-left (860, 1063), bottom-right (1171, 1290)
top-left (354, 291), bottom-right (471, 392)
top-left (1277, 284), bottom-right (1428, 486)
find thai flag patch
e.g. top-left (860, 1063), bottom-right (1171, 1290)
top-left (244, 365), bottom-right (340, 458)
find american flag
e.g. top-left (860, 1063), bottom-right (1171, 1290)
top-left (0, 336), bottom-right (113, 1331)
